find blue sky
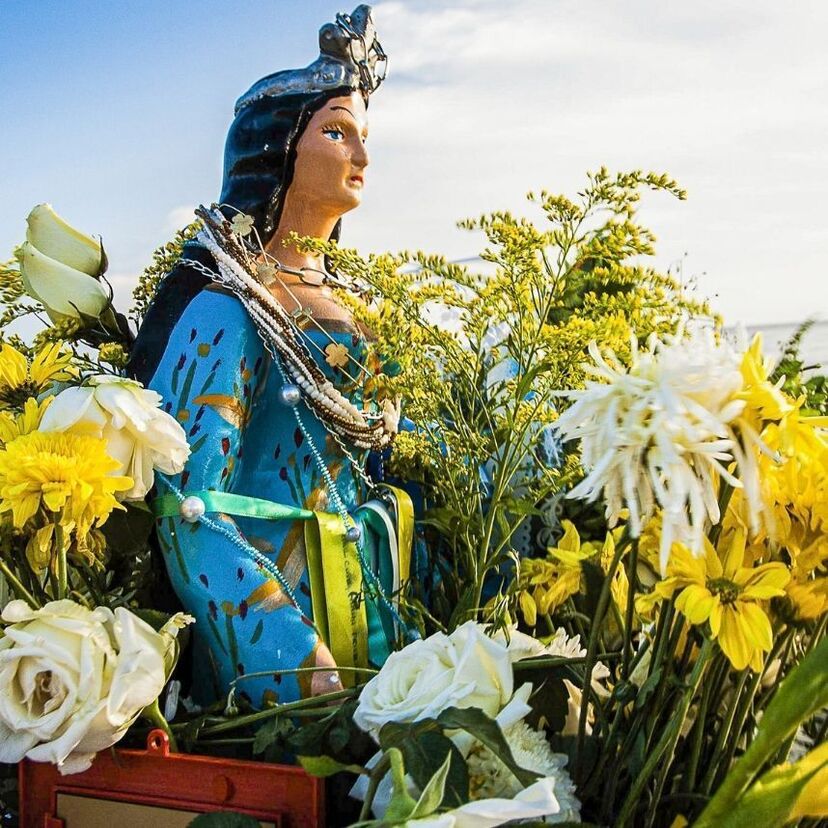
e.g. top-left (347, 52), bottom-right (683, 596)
top-left (2, 1), bottom-right (827, 328)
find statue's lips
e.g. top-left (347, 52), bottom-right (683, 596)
top-left (348, 174), bottom-right (364, 188)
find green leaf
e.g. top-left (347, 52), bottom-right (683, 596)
top-left (187, 812), bottom-right (260, 828)
top-left (252, 716), bottom-right (294, 757)
top-left (284, 699), bottom-right (375, 766)
top-left (101, 499), bottom-right (155, 553)
top-left (695, 636), bottom-right (828, 827)
top-left (378, 720), bottom-right (469, 807)
top-left (410, 752), bottom-right (452, 818)
top-left (297, 754), bottom-right (364, 777)
top-left (634, 666), bottom-right (663, 709)
top-left (131, 608), bottom-right (174, 632)
top-left (435, 707), bottom-right (540, 788)
top-left (704, 754), bottom-right (827, 828)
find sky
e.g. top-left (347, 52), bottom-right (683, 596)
top-left (1, 0), bottom-right (827, 327)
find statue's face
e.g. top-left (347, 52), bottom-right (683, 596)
top-left (288, 90), bottom-right (369, 217)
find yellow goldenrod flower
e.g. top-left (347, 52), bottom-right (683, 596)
top-left (0, 431), bottom-right (132, 533)
top-left (656, 529), bottom-right (789, 671)
top-left (0, 341), bottom-right (75, 409)
top-left (517, 521), bottom-right (594, 626)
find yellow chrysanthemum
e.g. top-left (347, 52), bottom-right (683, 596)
top-left (517, 521), bottom-right (594, 626)
top-left (786, 577), bottom-right (828, 620)
top-left (0, 396), bottom-right (52, 444)
top-left (735, 334), bottom-right (792, 428)
top-left (0, 431), bottom-right (132, 533)
top-left (649, 529), bottom-right (789, 671)
top-left (0, 341), bottom-right (75, 408)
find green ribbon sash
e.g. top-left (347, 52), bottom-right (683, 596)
top-left (151, 486), bottom-right (414, 675)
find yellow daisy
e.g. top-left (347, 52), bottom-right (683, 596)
top-left (735, 334), bottom-right (792, 428)
top-left (0, 341), bottom-right (75, 408)
top-left (0, 431), bottom-right (132, 534)
top-left (517, 521), bottom-right (594, 626)
top-left (656, 529), bottom-right (789, 671)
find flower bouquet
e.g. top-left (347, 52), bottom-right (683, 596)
top-left (0, 207), bottom-right (192, 780)
top-left (1, 171), bottom-right (826, 828)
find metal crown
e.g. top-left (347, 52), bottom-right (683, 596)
top-left (234, 5), bottom-right (386, 115)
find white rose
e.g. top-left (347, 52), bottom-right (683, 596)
top-left (39, 376), bottom-right (190, 500)
top-left (0, 599), bottom-right (191, 774)
top-left (16, 204), bottom-right (108, 323)
top-left (353, 622), bottom-right (514, 736)
top-left (26, 203), bottom-right (103, 276)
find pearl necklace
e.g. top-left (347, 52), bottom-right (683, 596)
top-left (192, 207), bottom-right (400, 455)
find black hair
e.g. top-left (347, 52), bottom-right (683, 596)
top-left (218, 85), bottom-right (356, 246)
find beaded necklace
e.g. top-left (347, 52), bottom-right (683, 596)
top-left (190, 207), bottom-right (399, 458)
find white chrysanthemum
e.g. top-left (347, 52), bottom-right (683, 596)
top-left (555, 328), bottom-right (763, 571)
top-left (466, 720), bottom-right (581, 823)
top-left (544, 627), bottom-right (589, 660)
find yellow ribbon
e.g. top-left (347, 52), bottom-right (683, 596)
top-left (304, 511), bottom-right (368, 686)
top-left (381, 484), bottom-right (414, 585)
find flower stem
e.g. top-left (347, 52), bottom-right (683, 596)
top-left (54, 513), bottom-right (67, 600)
top-left (142, 698), bottom-right (179, 752)
top-left (575, 530), bottom-right (629, 782)
top-left (683, 654), bottom-right (724, 794)
top-left (0, 558), bottom-right (41, 608)
top-left (707, 482), bottom-right (734, 548)
top-left (616, 636), bottom-right (714, 827)
top-left (359, 752), bottom-right (392, 821)
top-left (622, 539), bottom-right (639, 678)
top-left (196, 687), bottom-right (356, 737)
top-left (710, 629), bottom-right (791, 790)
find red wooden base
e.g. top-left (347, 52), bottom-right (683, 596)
top-left (19, 730), bottom-right (325, 828)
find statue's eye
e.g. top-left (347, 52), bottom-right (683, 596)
top-left (322, 127), bottom-right (345, 141)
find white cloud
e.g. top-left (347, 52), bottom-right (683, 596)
top-left (340, 0), bottom-right (828, 326)
top-left (164, 205), bottom-right (197, 233)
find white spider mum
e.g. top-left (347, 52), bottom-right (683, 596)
top-left (556, 328), bottom-right (762, 572)
top-left (466, 720), bottom-right (581, 823)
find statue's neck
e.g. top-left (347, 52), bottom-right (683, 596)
top-left (264, 199), bottom-right (339, 272)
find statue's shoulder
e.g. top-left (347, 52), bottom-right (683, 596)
top-left (129, 242), bottom-right (249, 383)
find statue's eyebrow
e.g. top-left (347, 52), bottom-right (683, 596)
top-left (329, 106), bottom-right (355, 119)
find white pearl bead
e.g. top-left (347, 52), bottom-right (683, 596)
top-left (180, 496), bottom-right (206, 523)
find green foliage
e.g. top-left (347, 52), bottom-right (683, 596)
top-left (252, 698), bottom-right (375, 768)
top-left (379, 720), bottom-right (469, 806)
top-left (304, 168), bottom-right (711, 633)
top-left (695, 636), bottom-right (828, 827)
top-left (771, 319), bottom-right (827, 415)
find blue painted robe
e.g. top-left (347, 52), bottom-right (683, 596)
top-left (146, 283), bottom-right (373, 708)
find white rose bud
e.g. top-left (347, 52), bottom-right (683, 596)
top-left (26, 203), bottom-right (103, 277)
top-left (353, 622), bottom-right (515, 737)
top-left (16, 204), bottom-right (109, 323)
top-left (39, 376), bottom-right (191, 500)
top-left (16, 242), bottom-right (110, 323)
top-left (0, 599), bottom-right (192, 775)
